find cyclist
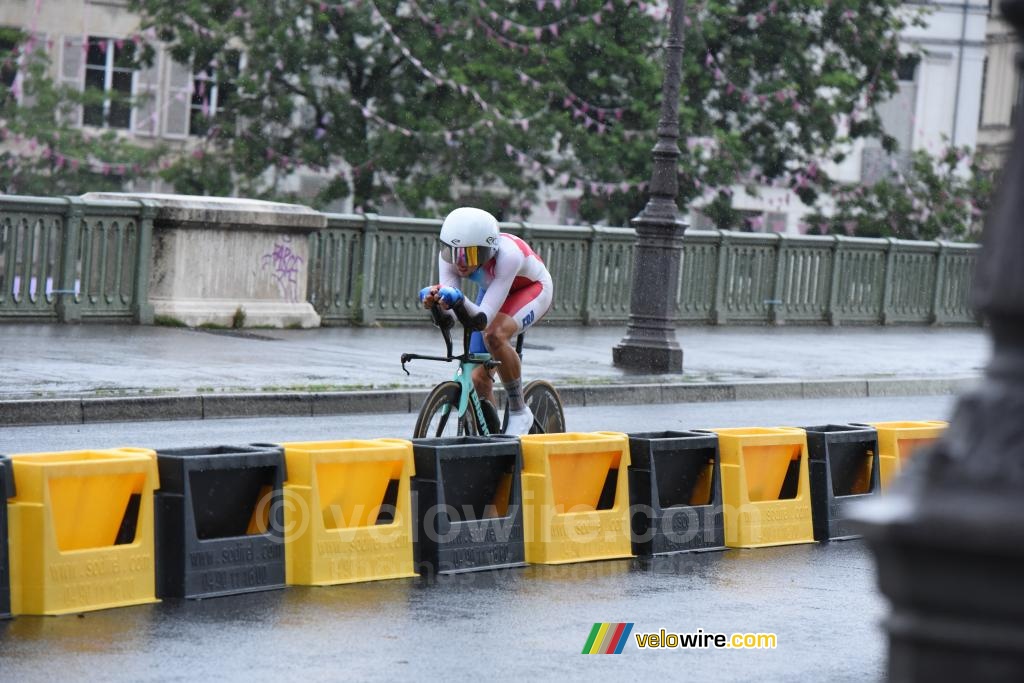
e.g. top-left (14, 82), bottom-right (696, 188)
top-left (419, 207), bottom-right (553, 435)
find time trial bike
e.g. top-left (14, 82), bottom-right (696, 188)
top-left (401, 304), bottom-right (566, 438)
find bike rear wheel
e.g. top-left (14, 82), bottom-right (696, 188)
top-left (414, 381), bottom-right (482, 438)
top-left (524, 380), bottom-right (566, 434)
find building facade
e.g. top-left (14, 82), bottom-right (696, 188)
top-left (1, 0), bottom-right (341, 203)
top-left (4, 2), bottom-right (187, 142)
top-left (977, 2), bottom-right (1019, 164)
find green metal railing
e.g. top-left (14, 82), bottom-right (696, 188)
top-left (0, 195), bottom-right (154, 322)
top-left (1, 196), bottom-right (980, 326)
top-left (310, 213), bottom-right (980, 327)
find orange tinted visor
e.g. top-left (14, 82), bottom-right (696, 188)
top-left (441, 245), bottom-right (486, 268)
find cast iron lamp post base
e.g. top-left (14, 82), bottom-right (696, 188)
top-left (613, 0), bottom-right (688, 374)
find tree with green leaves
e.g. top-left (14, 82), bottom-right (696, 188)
top-left (680, 1), bottom-right (924, 230)
top-left (0, 28), bottom-right (165, 196)
top-left (804, 145), bottom-right (997, 241)
top-left (130, 0), bottom-right (914, 224)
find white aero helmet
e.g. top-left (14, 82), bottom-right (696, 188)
top-left (439, 207), bottom-right (499, 268)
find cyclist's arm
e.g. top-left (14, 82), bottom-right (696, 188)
top-left (438, 252), bottom-right (460, 289)
top-left (436, 250), bottom-right (489, 331)
top-left (434, 253), bottom-right (460, 325)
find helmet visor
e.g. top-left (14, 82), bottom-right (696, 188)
top-left (441, 244), bottom-right (489, 268)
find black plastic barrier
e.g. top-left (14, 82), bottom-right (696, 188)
top-left (412, 436), bottom-right (527, 575)
top-left (627, 431), bottom-right (725, 555)
top-left (1, 455), bottom-right (12, 619)
top-left (802, 424), bottom-right (880, 541)
top-left (154, 445), bottom-right (287, 599)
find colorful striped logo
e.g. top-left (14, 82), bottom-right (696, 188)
top-left (582, 622), bottom-right (634, 655)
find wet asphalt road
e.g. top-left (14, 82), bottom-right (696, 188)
top-left (0, 394), bottom-right (954, 453)
top-left (0, 395), bottom-right (955, 681)
top-left (0, 542), bottom-right (878, 682)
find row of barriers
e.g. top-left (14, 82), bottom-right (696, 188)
top-left (0, 420), bottom-right (947, 618)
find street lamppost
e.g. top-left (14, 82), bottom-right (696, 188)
top-left (612, 0), bottom-right (687, 373)
top-left (854, 1), bottom-right (1024, 678)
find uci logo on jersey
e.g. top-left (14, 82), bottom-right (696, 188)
top-left (522, 311), bottom-right (535, 328)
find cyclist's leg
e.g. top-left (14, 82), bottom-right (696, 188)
top-left (470, 287), bottom-right (542, 405)
top-left (481, 313), bottom-right (523, 387)
top-left (480, 313), bottom-right (530, 434)
top-left (483, 280), bottom-right (553, 434)
top-left (494, 278), bottom-right (553, 360)
top-left (470, 331), bottom-right (497, 405)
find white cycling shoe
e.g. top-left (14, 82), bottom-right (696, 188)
top-left (506, 407), bottom-right (535, 436)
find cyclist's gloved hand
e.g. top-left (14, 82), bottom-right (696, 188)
top-left (418, 285), bottom-right (437, 303)
top-left (437, 286), bottom-right (464, 307)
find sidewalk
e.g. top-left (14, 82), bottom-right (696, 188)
top-left (0, 322), bottom-right (990, 425)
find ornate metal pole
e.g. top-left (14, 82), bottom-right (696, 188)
top-left (854, 1), bottom-right (1024, 678)
top-left (612, 0), bottom-right (687, 373)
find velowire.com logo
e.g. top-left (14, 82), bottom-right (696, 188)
top-left (583, 624), bottom-right (779, 654)
top-left (582, 623), bottom-right (634, 655)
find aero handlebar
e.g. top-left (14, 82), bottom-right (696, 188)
top-left (400, 303), bottom-right (499, 376)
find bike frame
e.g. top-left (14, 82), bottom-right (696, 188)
top-left (451, 352), bottom-right (492, 435)
top-left (401, 306), bottom-right (500, 435)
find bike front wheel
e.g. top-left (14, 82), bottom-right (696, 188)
top-left (413, 381), bottom-right (482, 438)
top-left (524, 380), bottom-right (566, 434)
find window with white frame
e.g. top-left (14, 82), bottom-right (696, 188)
top-left (189, 52), bottom-right (239, 136)
top-left (83, 36), bottom-right (135, 129)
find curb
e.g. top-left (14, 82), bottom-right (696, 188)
top-left (0, 376), bottom-right (980, 427)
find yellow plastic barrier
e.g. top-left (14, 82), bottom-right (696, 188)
top-left (710, 427), bottom-right (815, 549)
top-left (6, 448), bottom-right (160, 615)
top-left (519, 432), bottom-right (632, 564)
top-left (869, 421), bottom-right (948, 489)
top-left (280, 439), bottom-right (417, 585)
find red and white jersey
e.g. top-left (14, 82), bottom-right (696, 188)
top-left (439, 232), bottom-right (553, 325)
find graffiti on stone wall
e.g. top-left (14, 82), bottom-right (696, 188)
top-left (261, 235), bottom-right (303, 302)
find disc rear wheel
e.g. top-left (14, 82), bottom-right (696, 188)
top-left (523, 380), bottom-right (566, 434)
